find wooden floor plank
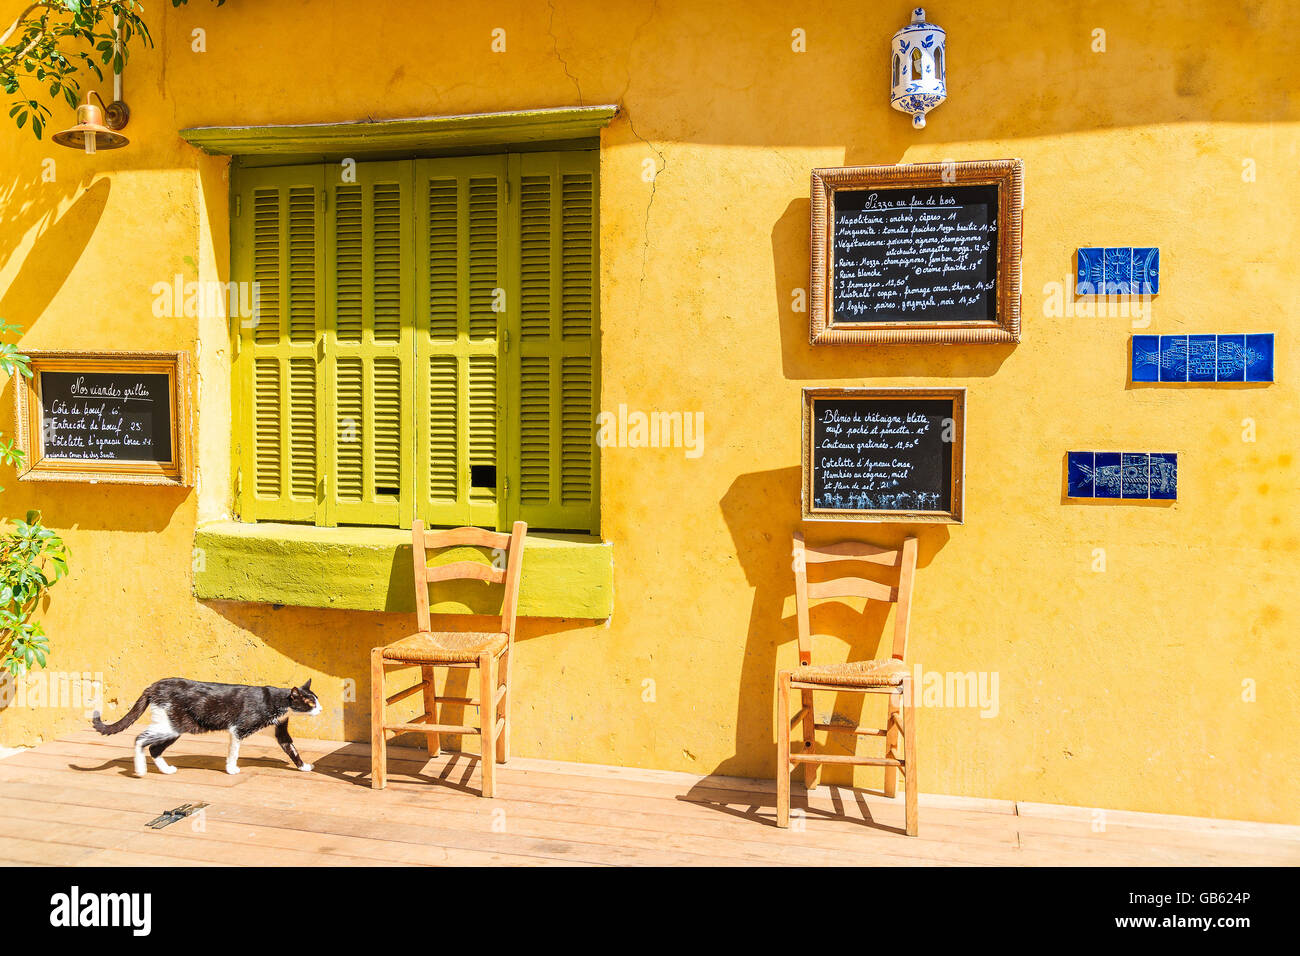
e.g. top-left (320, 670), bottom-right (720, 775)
top-left (1, 733), bottom-right (1291, 867)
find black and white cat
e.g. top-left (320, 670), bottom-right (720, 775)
top-left (91, 678), bottom-right (322, 776)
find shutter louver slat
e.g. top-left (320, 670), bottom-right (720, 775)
top-left (468, 355), bottom-right (497, 502)
top-left (561, 173), bottom-right (594, 338)
top-left (427, 356), bottom-right (458, 502)
top-left (253, 358), bottom-right (282, 497)
top-left (372, 183), bottom-right (402, 343)
top-left (560, 355), bottom-right (593, 505)
top-left (252, 190), bottom-right (281, 345)
top-left (372, 357), bottom-right (402, 495)
top-left (287, 187), bottom-right (317, 344)
top-left (519, 175), bottom-right (551, 340)
top-left (519, 356), bottom-right (550, 504)
top-left (334, 185), bottom-right (363, 343)
top-left (427, 179), bottom-right (459, 339)
top-left (467, 177), bottom-right (499, 339)
top-left (335, 356), bottom-right (363, 501)
top-left (288, 357), bottom-right (317, 498)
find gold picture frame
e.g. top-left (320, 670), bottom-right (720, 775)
top-left (14, 350), bottom-right (192, 486)
top-left (810, 159), bottom-right (1023, 345)
top-left (801, 386), bottom-right (966, 523)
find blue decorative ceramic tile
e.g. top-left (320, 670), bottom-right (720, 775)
top-left (1131, 248), bottom-right (1159, 295)
top-left (1067, 452), bottom-right (1094, 497)
top-left (1188, 335), bottom-right (1217, 382)
top-left (1131, 335), bottom-right (1160, 382)
top-left (1103, 247), bottom-right (1132, 294)
top-left (1094, 453), bottom-right (1122, 499)
top-left (1076, 248), bottom-right (1104, 295)
top-left (1149, 453), bottom-right (1178, 499)
top-left (1159, 335), bottom-right (1188, 382)
top-left (1245, 333), bottom-right (1275, 382)
top-left (1216, 334), bottom-right (1246, 382)
top-left (1121, 453), bottom-right (1150, 498)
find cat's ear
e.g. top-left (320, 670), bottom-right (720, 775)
top-left (302, 679), bottom-right (312, 692)
top-left (289, 686), bottom-right (302, 700)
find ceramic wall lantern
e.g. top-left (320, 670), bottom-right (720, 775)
top-left (891, 7), bottom-right (947, 129)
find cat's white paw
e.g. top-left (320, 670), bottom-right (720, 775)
top-left (156, 762), bottom-right (177, 775)
top-left (298, 763), bottom-right (314, 772)
top-left (225, 763), bottom-right (241, 775)
top-left (133, 761), bottom-right (147, 777)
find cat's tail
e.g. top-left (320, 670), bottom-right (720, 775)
top-left (91, 688), bottom-right (151, 735)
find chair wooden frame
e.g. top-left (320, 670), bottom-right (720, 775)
top-left (370, 520), bottom-right (526, 798)
top-left (777, 532), bottom-right (920, 834)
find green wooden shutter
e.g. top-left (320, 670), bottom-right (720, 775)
top-left (413, 155), bottom-right (508, 529)
top-left (322, 161), bottom-right (414, 526)
top-left (507, 150), bottom-right (600, 534)
top-left (233, 165), bottom-right (326, 522)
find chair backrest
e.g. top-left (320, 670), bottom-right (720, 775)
top-left (792, 532), bottom-right (919, 666)
top-left (411, 520), bottom-right (527, 639)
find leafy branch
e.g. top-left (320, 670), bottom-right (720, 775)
top-left (0, 322), bottom-right (68, 677)
top-left (2, 0), bottom-right (222, 139)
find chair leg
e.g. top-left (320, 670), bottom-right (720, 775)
top-left (903, 679), bottom-right (918, 836)
top-left (370, 648), bottom-right (387, 790)
top-left (776, 671), bottom-right (791, 828)
top-left (496, 647), bottom-right (510, 764)
top-left (478, 652), bottom-right (496, 798)
top-left (420, 665), bottom-right (439, 756)
top-left (884, 693), bottom-right (901, 799)
top-left (800, 687), bottom-right (817, 790)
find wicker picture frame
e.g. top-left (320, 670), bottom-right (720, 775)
top-left (810, 159), bottom-right (1023, 345)
top-left (13, 350), bottom-right (192, 486)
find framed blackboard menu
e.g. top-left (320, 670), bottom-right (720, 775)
top-left (14, 351), bottom-right (191, 486)
top-left (802, 387), bottom-right (965, 523)
top-left (810, 159), bottom-right (1022, 345)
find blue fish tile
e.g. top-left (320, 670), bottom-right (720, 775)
top-left (1067, 451), bottom-right (1095, 497)
top-left (1188, 335), bottom-right (1217, 382)
top-left (1159, 335), bottom-right (1188, 382)
top-left (1103, 247), bottom-right (1132, 294)
top-left (1121, 453), bottom-right (1150, 498)
top-left (1149, 453), bottom-right (1178, 499)
top-left (1131, 247), bottom-right (1159, 295)
top-left (1076, 248), bottom-right (1104, 295)
top-left (1132, 335), bottom-right (1160, 382)
top-left (1216, 334), bottom-right (1246, 382)
top-left (1094, 452), bottom-right (1122, 499)
top-left (1245, 333), bottom-right (1275, 382)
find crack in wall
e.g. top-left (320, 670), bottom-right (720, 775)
top-left (624, 111), bottom-right (666, 295)
top-left (547, 0), bottom-right (583, 105)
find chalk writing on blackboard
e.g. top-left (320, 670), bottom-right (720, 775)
top-left (803, 389), bottom-right (965, 522)
top-left (39, 372), bottom-right (173, 463)
top-left (831, 184), bottom-right (999, 325)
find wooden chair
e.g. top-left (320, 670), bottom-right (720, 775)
top-left (777, 533), bottom-right (920, 834)
top-left (371, 520), bottom-right (526, 798)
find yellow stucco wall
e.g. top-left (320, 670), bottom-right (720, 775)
top-left (1, 0), bottom-right (1296, 823)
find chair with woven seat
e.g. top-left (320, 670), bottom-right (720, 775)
top-left (370, 520), bottom-right (526, 798)
top-left (777, 532), bottom-right (920, 834)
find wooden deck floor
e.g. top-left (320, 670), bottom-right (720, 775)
top-left (0, 731), bottom-right (1296, 866)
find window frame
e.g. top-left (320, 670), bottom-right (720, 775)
top-left (228, 147), bottom-right (601, 535)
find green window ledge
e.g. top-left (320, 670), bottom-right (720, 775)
top-left (193, 522), bottom-right (613, 619)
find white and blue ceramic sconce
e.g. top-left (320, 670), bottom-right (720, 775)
top-left (891, 7), bottom-right (946, 129)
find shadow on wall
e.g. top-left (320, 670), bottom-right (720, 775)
top-left (201, 596), bottom-right (591, 747)
top-left (710, 465), bottom-right (949, 788)
top-left (0, 176), bottom-right (109, 332)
